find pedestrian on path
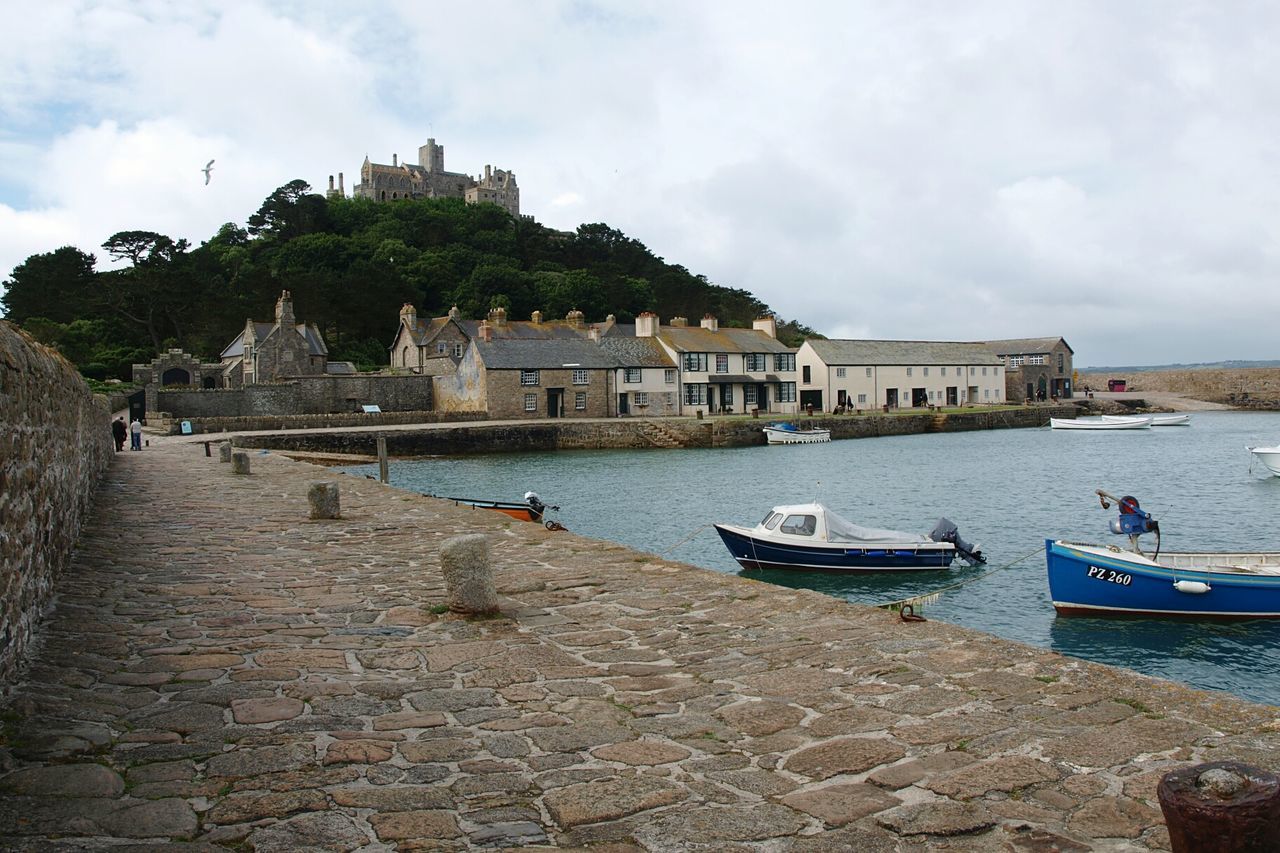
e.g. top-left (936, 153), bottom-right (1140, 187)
top-left (130, 418), bottom-right (143, 451)
top-left (111, 417), bottom-right (127, 452)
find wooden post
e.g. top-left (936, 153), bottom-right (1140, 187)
top-left (377, 436), bottom-right (388, 484)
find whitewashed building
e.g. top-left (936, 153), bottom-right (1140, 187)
top-left (796, 340), bottom-right (1006, 412)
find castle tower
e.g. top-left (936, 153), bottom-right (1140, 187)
top-left (419, 138), bottom-right (444, 173)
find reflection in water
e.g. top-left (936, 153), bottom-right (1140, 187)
top-left (345, 411), bottom-right (1280, 705)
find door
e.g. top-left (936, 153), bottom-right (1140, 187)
top-left (911, 388), bottom-right (928, 407)
top-left (127, 389), bottom-right (146, 424)
top-left (885, 388), bottom-right (898, 408)
top-left (618, 393), bottom-right (629, 415)
top-left (800, 390), bottom-right (823, 411)
top-left (547, 388), bottom-right (563, 418)
top-left (946, 386), bottom-right (958, 406)
top-left (719, 384), bottom-right (733, 413)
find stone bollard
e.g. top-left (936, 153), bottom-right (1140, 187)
top-left (231, 451), bottom-right (251, 475)
top-left (308, 482), bottom-right (341, 519)
top-left (440, 534), bottom-right (498, 615)
top-left (1158, 761), bottom-right (1280, 852)
top-left (219, 441), bottom-right (233, 463)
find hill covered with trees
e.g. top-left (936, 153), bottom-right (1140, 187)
top-left (1, 180), bottom-right (817, 379)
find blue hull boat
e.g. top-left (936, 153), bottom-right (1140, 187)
top-left (714, 502), bottom-right (984, 573)
top-left (1046, 491), bottom-right (1280, 619)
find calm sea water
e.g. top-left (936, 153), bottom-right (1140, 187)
top-left (344, 411), bottom-right (1280, 706)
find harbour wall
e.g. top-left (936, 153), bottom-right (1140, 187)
top-left (231, 405), bottom-right (1075, 456)
top-left (0, 321), bottom-right (111, 682)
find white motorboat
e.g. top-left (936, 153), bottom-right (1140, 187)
top-left (1247, 445), bottom-right (1280, 477)
top-left (1050, 416), bottom-right (1152, 430)
top-left (763, 423), bottom-right (831, 444)
top-left (714, 502), bottom-right (985, 572)
top-left (1103, 414), bottom-right (1190, 427)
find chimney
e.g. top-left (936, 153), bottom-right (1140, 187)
top-left (485, 164), bottom-right (492, 181)
top-left (338, 172), bottom-right (344, 195)
top-left (328, 175), bottom-right (335, 192)
top-left (531, 310), bottom-right (542, 324)
top-left (752, 315), bottom-right (777, 339)
top-left (392, 153), bottom-right (398, 167)
top-left (448, 305), bottom-right (461, 320)
top-left (479, 321), bottom-right (492, 343)
top-left (566, 309), bottom-right (584, 328)
top-left (700, 314), bottom-right (718, 332)
top-left (399, 303), bottom-right (417, 328)
top-left (487, 306), bottom-right (507, 327)
top-left (670, 316), bottom-right (687, 327)
top-left (589, 327), bottom-right (600, 342)
top-left (635, 312), bottom-right (659, 337)
top-left (275, 290), bottom-right (295, 328)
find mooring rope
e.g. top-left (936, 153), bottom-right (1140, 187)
top-left (660, 524), bottom-right (714, 556)
top-left (877, 544), bottom-right (1048, 614)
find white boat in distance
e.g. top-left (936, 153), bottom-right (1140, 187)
top-left (1248, 445), bottom-right (1280, 477)
top-left (1103, 414), bottom-right (1191, 427)
top-left (1050, 416), bottom-right (1152, 430)
top-left (762, 423), bottom-right (831, 444)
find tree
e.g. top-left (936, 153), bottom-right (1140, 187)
top-left (99, 231), bottom-right (192, 352)
top-left (1, 246), bottom-right (97, 323)
top-left (248, 180), bottom-right (330, 241)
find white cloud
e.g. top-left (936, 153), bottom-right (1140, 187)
top-left (4, 1), bottom-right (1280, 365)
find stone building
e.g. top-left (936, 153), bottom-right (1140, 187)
top-left (350, 138), bottom-right (519, 216)
top-left (220, 291), bottom-right (333, 387)
top-left (797, 340), bottom-right (1005, 412)
top-left (985, 337), bottom-right (1074, 402)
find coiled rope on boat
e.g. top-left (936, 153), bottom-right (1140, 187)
top-left (878, 544), bottom-right (1048, 621)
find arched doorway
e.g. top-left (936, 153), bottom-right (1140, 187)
top-left (161, 367), bottom-right (191, 386)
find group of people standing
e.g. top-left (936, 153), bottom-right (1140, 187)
top-left (111, 417), bottom-right (143, 452)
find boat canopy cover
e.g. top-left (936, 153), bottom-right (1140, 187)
top-left (810, 503), bottom-right (929, 544)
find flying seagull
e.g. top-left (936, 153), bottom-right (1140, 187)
top-left (202, 159), bottom-right (215, 185)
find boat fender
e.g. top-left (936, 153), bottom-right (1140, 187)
top-left (899, 604), bottom-right (927, 623)
top-left (1172, 580), bottom-right (1211, 595)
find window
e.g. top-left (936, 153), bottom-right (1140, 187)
top-left (744, 385), bottom-right (757, 404)
top-left (981, 367), bottom-right (987, 376)
top-left (746, 353), bottom-right (767, 372)
top-left (923, 367), bottom-right (929, 376)
top-left (780, 514), bottom-right (817, 536)
top-left (684, 383), bottom-right (708, 405)
top-left (523, 393), bottom-right (537, 412)
top-left (683, 352), bottom-right (708, 372)
top-left (572, 369), bottom-right (588, 385)
top-left (1058, 353), bottom-right (1064, 372)
top-left (1008, 355), bottom-right (1024, 368)
top-left (1029, 354), bottom-right (1045, 365)
top-left (763, 512), bottom-right (781, 529)
top-left (928, 391), bottom-right (934, 400)
top-left (436, 342), bottom-right (447, 354)
top-left (907, 367), bottom-right (913, 377)
top-left (453, 344), bottom-right (464, 358)
top-left (715, 353), bottom-right (729, 373)
top-left (778, 382), bottom-right (796, 403)
top-left (575, 392), bottom-right (587, 410)
top-left (774, 353), bottom-right (795, 372)
top-left (857, 393), bottom-right (867, 404)
top-left (865, 367), bottom-right (872, 377)
top-left (666, 392), bottom-right (676, 406)
top-left (623, 367), bottom-right (642, 383)
top-left (802, 365), bottom-right (811, 383)
top-left (984, 389), bottom-right (990, 399)
top-left (634, 392), bottom-right (648, 407)
top-left (664, 369), bottom-right (676, 384)
top-left (520, 370), bottom-right (540, 386)
top-left (941, 367), bottom-right (947, 376)
top-left (836, 367), bottom-right (846, 378)
top-left (969, 367), bottom-right (976, 376)
top-left (994, 367), bottom-right (1000, 376)
top-left (995, 389), bottom-right (1001, 400)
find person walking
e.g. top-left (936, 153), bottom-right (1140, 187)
top-left (111, 417), bottom-right (127, 452)
top-left (129, 418), bottom-right (143, 451)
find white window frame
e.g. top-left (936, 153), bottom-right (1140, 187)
top-left (623, 367), bottom-right (642, 383)
top-left (778, 382), bottom-right (796, 403)
top-left (523, 393), bottom-right (537, 412)
top-left (715, 353), bottom-right (729, 374)
top-left (575, 392), bottom-right (587, 410)
top-left (520, 369), bottom-right (540, 386)
top-left (633, 391), bottom-right (648, 407)
top-left (572, 369), bottom-right (588, 385)
top-left (664, 368), bottom-right (676, 384)
top-left (836, 367), bottom-right (846, 378)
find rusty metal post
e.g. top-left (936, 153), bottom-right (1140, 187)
top-left (1158, 761), bottom-right (1280, 852)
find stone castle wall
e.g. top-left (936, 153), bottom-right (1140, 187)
top-left (153, 375), bottom-right (434, 419)
top-left (0, 321), bottom-right (111, 682)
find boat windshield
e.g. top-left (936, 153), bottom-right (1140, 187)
top-left (761, 511), bottom-right (780, 528)
top-left (780, 514), bottom-right (817, 536)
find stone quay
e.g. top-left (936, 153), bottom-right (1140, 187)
top-left (2, 438), bottom-right (1278, 851)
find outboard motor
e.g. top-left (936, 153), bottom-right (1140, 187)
top-left (524, 491), bottom-right (546, 521)
top-left (1098, 490), bottom-right (1160, 557)
top-left (930, 518), bottom-right (986, 566)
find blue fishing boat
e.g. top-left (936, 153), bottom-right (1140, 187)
top-left (714, 502), bottom-right (984, 572)
top-left (1046, 490), bottom-right (1280, 619)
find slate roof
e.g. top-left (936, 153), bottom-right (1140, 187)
top-left (806, 339), bottom-right (1004, 366)
top-left (983, 337), bottom-right (1073, 356)
top-left (598, 336), bottom-right (675, 368)
top-left (220, 323), bottom-right (327, 359)
top-left (474, 338), bottom-right (620, 370)
top-left (656, 326), bottom-right (793, 355)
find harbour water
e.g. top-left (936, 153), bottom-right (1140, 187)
top-left (346, 411), bottom-right (1280, 706)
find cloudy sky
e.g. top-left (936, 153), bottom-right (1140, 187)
top-left (3, 1), bottom-right (1278, 367)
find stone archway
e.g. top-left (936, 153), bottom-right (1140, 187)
top-left (161, 367), bottom-right (191, 386)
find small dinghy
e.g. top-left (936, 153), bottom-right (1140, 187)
top-left (714, 502), bottom-right (984, 572)
top-left (763, 422), bottom-right (831, 444)
top-left (1050, 416), bottom-right (1152, 430)
top-left (1103, 414), bottom-right (1190, 427)
top-left (1046, 489), bottom-right (1280, 619)
top-left (437, 491), bottom-right (564, 529)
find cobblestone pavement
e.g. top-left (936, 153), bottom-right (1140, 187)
top-left (2, 440), bottom-right (1278, 851)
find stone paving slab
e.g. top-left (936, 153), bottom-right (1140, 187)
top-left (1, 441), bottom-right (1279, 850)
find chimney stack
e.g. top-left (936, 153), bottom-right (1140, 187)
top-left (752, 315), bottom-right (777, 339)
top-left (400, 303), bottom-right (417, 329)
top-left (479, 322), bottom-right (492, 343)
top-left (531, 310), bottom-right (542, 324)
top-left (700, 314), bottom-right (719, 332)
top-left (393, 153), bottom-right (398, 167)
top-left (566, 309), bottom-right (584, 328)
top-left (635, 312), bottom-right (659, 337)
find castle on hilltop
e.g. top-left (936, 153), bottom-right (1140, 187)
top-left (331, 138), bottom-right (520, 217)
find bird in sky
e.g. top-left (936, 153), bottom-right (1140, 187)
top-left (202, 159), bottom-right (215, 185)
